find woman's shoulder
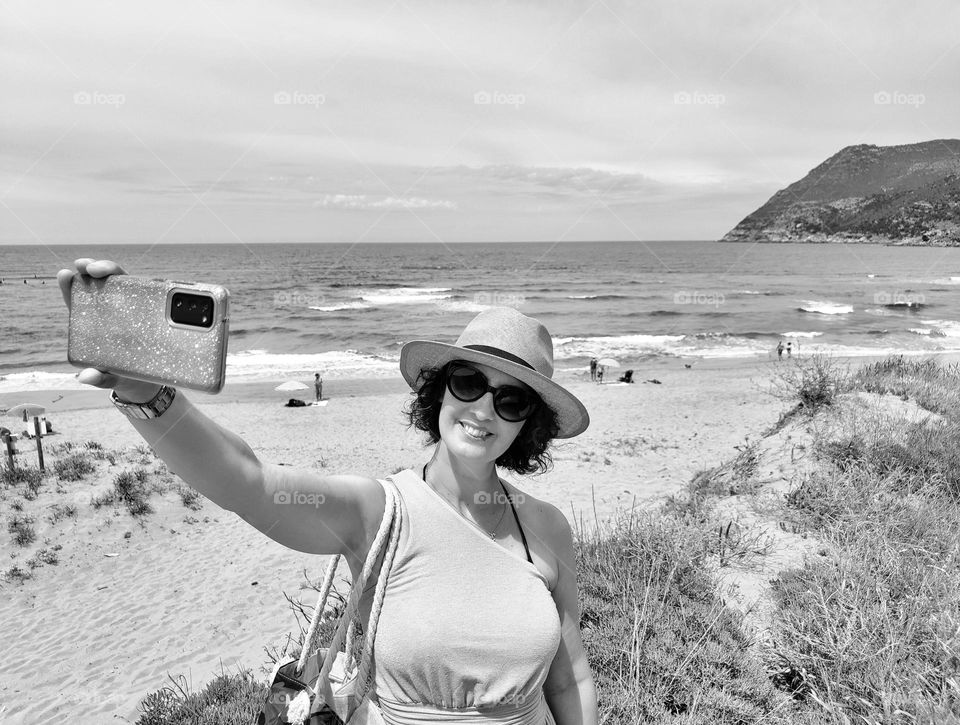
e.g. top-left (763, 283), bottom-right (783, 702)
top-left (499, 478), bottom-right (570, 541)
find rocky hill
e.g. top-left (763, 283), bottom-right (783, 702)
top-left (721, 140), bottom-right (960, 245)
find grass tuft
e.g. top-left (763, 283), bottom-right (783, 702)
top-left (7, 513), bottom-right (36, 546)
top-left (135, 671), bottom-right (267, 725)
top-left (54, 452), bottom-right (97, 482)
top-left (48, 502), bottom-right (78, 525)
top-left (113, 468), bottom-right (153, 516)
top-left (178, 485), bottom-right (203, 511)
top-left (1, 464), bottom-right (44, 492)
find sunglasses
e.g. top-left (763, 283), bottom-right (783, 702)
top-left (444, 361), bottom-right (540, 422)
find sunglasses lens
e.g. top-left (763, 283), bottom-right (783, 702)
top-left (447, 365), bottom-right (486, 402)
top-left (494, 389), bottom-right (536, 421)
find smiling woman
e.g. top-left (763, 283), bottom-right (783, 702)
top-left (57, 259), bottom-right (597, 725)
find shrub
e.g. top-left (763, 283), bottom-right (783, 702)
top-left (85, 441), bottom-right (117, 464)
top-left (136, 671), bottom-right (268, 725)
top-left (91, 491), bottom-right (116, 508)
top-left (27, 547), bottom-right (59, 569)
top-left (178, 486), bottom-right (202, 511)
top-left (770, 354), bottom-right (849, 419)
top-left (4, 565), bottom-right (33, 584)
top-left (54, 452), bottom-right (97, 482)
top-left (113, 468), bottom-right (153, 516)
top-left (7, 514), bottom-right (36, 546)
top-left (48, 503), bottom-right (78, 524)
top-left (1, 464), bottom-right (44, 491)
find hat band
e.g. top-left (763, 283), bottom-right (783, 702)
top-left (462, 345), bottom-right (535, 371)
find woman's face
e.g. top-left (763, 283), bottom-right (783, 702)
top-left (437, 361), bottom-right (529, 466)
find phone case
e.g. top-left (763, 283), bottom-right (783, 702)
top-left (68, 274), bottom-right (230, 393)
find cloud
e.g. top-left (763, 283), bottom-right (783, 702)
top-left (3, 0), bottom-right (959, 243)
top-left (313, 194), bottom-right (457, 210)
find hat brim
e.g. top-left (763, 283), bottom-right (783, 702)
top-left (399, 341), bottom-right (589, 439)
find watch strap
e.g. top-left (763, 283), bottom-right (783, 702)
top-left (110, 385), bottom-right (177, 420)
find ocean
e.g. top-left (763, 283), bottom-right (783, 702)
top-left (2, 241), bottom-right (959, 393)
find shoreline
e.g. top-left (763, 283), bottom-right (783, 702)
top-left (4, 348), bottom-right (959, 415)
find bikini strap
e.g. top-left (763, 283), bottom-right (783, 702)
top-left (499, 480), bottom-right (533, 564)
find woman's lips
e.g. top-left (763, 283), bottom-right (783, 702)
top-left (459, 420), bottom-right (492, 440)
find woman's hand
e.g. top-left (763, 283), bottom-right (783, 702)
top-left (57, 258), bottom-right (163, 404)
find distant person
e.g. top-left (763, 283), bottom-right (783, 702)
top-left (597, 366), bottom-right (604, 384)
top-left (786, 342), bottom-right (793, 358)
top-left (776, 341), bottom-right (784, 360)
top-left (589, 357), bottom-right (597, 381)
top-left (314, 372), bottom-right (323, 402)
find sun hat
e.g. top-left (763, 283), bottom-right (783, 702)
top-left (399, 307), bottom-right (589, 438)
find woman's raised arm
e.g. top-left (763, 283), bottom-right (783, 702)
top-left (57, 259), bottom-right (385, 559)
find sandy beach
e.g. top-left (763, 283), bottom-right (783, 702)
top-left (0, 353), bottom-right (930, 723)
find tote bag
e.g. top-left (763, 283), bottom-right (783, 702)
top-left (256, 478), bottom-right (402, 725)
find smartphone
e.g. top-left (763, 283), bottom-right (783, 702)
top-left (68, 274), bottom-right (230, 393)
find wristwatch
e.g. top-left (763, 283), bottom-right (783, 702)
top-left (110, 385), bottom-right (177, 420)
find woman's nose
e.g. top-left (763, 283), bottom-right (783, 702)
top-left (472, 391), bottom-right (496, 420)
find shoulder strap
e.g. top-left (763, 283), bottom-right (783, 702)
top-left (298, 478), bottom-right (399, 680)
top-left (499, 480), bottom-right (532, 564)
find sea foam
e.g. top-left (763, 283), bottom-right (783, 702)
top-left (798, 300), bottom-right (854, 315)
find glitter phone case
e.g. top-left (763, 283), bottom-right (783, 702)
top-left (68, 274), bottom-right (230, 393)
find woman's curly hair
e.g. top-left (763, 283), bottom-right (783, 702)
top-left (404, 363), bottom-right (559, 475)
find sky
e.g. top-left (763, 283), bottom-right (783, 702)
top-left (1, 0), bottom-right (958, 245)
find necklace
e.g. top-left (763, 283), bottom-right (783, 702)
top-left (423, 462), bottom-right (507, 539)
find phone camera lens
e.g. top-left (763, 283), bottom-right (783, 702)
top-left (170, 291), bottom-right (215, 329)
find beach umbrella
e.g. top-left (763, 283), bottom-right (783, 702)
top-left (274, 381), bottom-right (309, 392)
top-left (6, 403), bottom-right (46, 420)
top-left (598, 358), bottom-right (620, 368)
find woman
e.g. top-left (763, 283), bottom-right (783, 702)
top-left (57, 259), bottom-right (599, 725)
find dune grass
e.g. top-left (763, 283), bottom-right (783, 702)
top-left (136, 671), bottom-right (268, 725)
top-left (767, 355), bottom-right (960, 723)
top-left (574, 508), bottom-right (812, 723)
